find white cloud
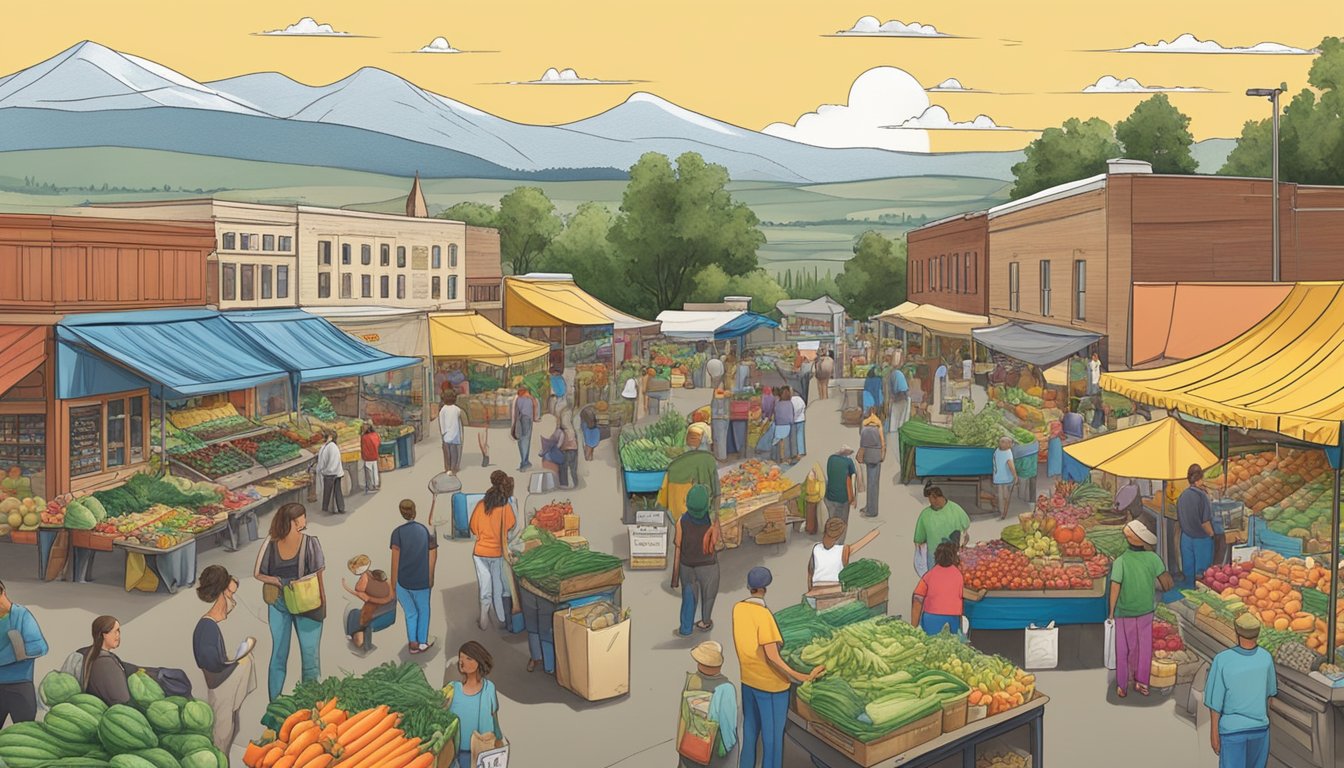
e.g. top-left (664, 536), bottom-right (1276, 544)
top-left (1113, 33), bottom-right (1315, 54)
top-left (259, 17), bottom-right (350, 36)
top-left (763, 67), bottom-right (931, 151)
top-left (927, 78), bottom-right (970, 92)
top-left (896, 106), bottom-right (1010, 131)
top-left (1082, 75), bottom-right (1209, 93)
top-left (414, 37), bottom-right (460, 54)
top-left (834, 15), bottom-right (950, 37)
top-left (511, 68), bottom-right (633, 85)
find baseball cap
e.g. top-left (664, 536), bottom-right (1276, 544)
top-left (747, 566), bottom-right (773, 590)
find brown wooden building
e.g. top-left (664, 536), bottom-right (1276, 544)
top-left (906, 211), bottom-right (990, 316)
top-left (465, 225), bottom-right (503, 324)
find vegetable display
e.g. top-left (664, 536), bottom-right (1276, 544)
top-left (720, 459), bottom-right (794, 502)
top-left (300, 391), bottom-right (340, 422)
top-left (951, 404), bottom-right (1010, 448)
top-left (838, 559), bottom-right (890, 592)
top-left (960, 541), bottom-right (1108, 592)
top-left (531, 500), bottom-right (573, 533)
top-left (231, 430), bottom-right (303, 467)
top-left (171, 444), bottom-right (256, 480)
top-left (618, 409), bottom-right (688, 471)
top-left (511, 534), bottom-right (623, 593)
top-left (246, 699), bottom-right (440, 768)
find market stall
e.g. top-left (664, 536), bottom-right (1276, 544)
top-left (973, 320), bottom-right (1100, 445)
top-left (428, 310), bottom-right (551, 428)
top-left (657, 310), bottom-right (780, 397)
top-left (896, 408), bottom-right (1038, 500)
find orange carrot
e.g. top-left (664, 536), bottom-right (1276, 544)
top-left (321, 709), bottom-right (347, 727)
top-left (339, 710), bottom-right (396, 751)
top-left (337, 705), bottom-right (386, 738)
top-left (303, 756), bottom-right (334, 768)
top-left (319, 697), bottom-right (340, 717)
top-left (291, 741), bottom-right (325, 766)
top-left (283, 725), bottom-right (320, 757)
top-left (272, 756), bottom-right (297, 768)
top-left (346, 734), bottom-right (410, 768)
top-left (242, 742), bottom-right (267, 768)
top-left (261, 745), bottom-right (287, 768)
top-left (319, 723), bottom-right (339, 743)
top-left (288, 719), bottom-right (317, 743)
top-left (375, 738), bottom-right (422, 768)
top-left (340, 727), bottom-right (402, 767)
top-left (280, 708), bottom-right (313, 742)
top-left (402, 753), bottom-right (435, 768)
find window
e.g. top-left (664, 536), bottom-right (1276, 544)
top-left (279, 236), bottom-right (292, 252)
top-left (469, 284), bottom-right (501, 303)
top-left (448, 275), bottom-right (458, 300)
top-left (361, 244), bottom-right (372, 266)
top-left (927, 260), bottom-right (934, 292)
top-left (240, 233), bottom-right (253, 251)
top-left (240, 264), bottom-right (255, 301)
top-left (221, 263), bottom-right (236, 301)
top-left (103, 396), bottom-right (144, 470)
top-left (396, 275), bottom-right (406, 299)
top-left (432, 245), bottom-right (442, 269)
top-left (449, 244), bottom-right (458, 268)
top-left (397, 246), bottom-right (406, 268)
top-left (341, 243), bottom-right (351, 265)
top-left (277, 266), bottom-right (289, 298)
top-left (318, 240), bottom-right (332, 265)
top-left (1074, 260), bottom-right (1086, 321)
top-left (221, 232), bottom-right (236, 250)
top-left (261, 265), bottom-right (273, 299)
top-left (262, 234), bottom-right (275, 251)
top-left (953, 253), bottom-right (961, 294)
top-left (317, 272), bottom-right (330, 298)
top-left (380, 244), bottom-right (390, 267)
top-left (340, 273), bottom-right (352, 299)
top-left (1040, 260), bottom-right (1052, 316)
top-left (1008, 262), bottom-right (1020, 312)
top-left (431, 276), bottom-right (441, 299)
top-left (361, 274), bottom-right (372, 298)
top-left (381, 275), bottom-right (389, 299)
top-left (964, 254), bottom-right (972, 295)
top-left (972, 253), bottom-right (978, 294)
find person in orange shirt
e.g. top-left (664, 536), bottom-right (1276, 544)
top-left (469, 471), bottom-right (518, 634)
top-left (360, 422), bottom-right (381, 493)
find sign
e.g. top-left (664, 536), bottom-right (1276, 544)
top-left (411, 246), bottom-right (429, 270)
top-left (412, 274), bottom-right (429, 299)
top-left (360, 333), bottom-right (380, 343)
top-left (476, 744), bottom-right (509, 768)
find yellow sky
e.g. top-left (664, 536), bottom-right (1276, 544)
top-left (3, 1), bottom-right (1336, 151)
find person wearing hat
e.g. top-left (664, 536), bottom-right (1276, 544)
top-left (822, 446), bottom-right (859, 531)
top-left (733, 567), bottom-right (824, 768)
top-left (675, 641), bottom-right (738, 767)
top-left (808, 519), bottom-right (879, 590)
top-left (1206, 613), bottom-right (1277, 767)
top-left (1108, 519), bottom-right (1173, 698)
top-left (913, 485), bottom-right (971, 576)
top-left (1177, 463), bottom-right (1216, 590)
top-left (672, 485), bottom-right (722, 637)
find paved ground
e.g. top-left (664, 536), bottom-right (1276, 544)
top-left (0, 384), bottom-right (1223, 767)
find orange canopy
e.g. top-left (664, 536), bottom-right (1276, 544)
top-left (1131, 283), bottom-right (1292, 366)
top-left (0, 325), bottom-right (46, 396)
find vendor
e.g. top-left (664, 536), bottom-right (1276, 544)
top-left (806, 519), bottom-right (879, 590)
top-left (1177, 464), bottom-right (1216, 590)
top-left (912, 484), bottom-right (970, 576)
top-left (911, 542), bottom-right (964, 636)
top-left (1109, 520), bottom-right (1172, 699)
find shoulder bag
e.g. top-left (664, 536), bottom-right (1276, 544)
top-left (283, 535), bottom-right (325, 616)
top-left (470, 683), bottom-right (509, 767)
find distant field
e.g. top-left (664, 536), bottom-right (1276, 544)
top-left (0, 147), bottom-right (1011, 278)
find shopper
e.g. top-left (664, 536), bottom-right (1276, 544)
top-left (992, 436), bottom-right (1018, 520)
top-left (760, 386), bottom-right (777, 422)
top-left (676, 641), bottom-right (738, 768)
top-left (193, 565), bottom-right (257, 753)
top-left (911, 542), bottom-right (965, 636)
top-left (732, 567), bottom-right (824, 768)
top-left (1088, 352), bottom-right (1103, 396)
top-left (360, 422), bottom-right (381, 493)
top-left (253, 502), bottom-right (325, 701)
top-left (1047, 421), bottom-right (1064, 479)
top-left (316, 430), bottom-right (346, 515)
top-left (620, 377), bottom-right (639, 425)
top-left (446, 641), bottom-right (504, 768)
top-left (807, 518), bottom-right (879, 589)
top-left (1178, 464), bottom-right (1216, 590)
top-left (391, 499), bottom-right (438, 654)
top-left (511, 385), bottom-right (539, 471)
top-left (672, 485), bottom-right (721, 637)
top-left (470, 471), bottom-right (518, 633)
top-left (548, 366), bottom-right (568, 415)
top-left (1206, 613), bottom-right (1277, 767)
top-left (734, 358), bottom-right (751, 394)
top-left (438, 391), bottom-right (466, 474)
top-left (579, 403), bottom-right (602, 461)
top-left (79, 616), bottom-right (132, 706)
top-left (857, 409), bottom-right (885, 518)
top-left (711, 389), bottom-right (731, 461)
top-left (558, 406), bottom-right (580, 489)
top-left (815, 349), bottom-right (834, 400)
top-left (0, 580), bottom-right (47, 725)
top-left (862, 366), bottom-right (884, 416)
top-left (790, 386), bottom-right (807, 460)
top-left (1109, 520), bottom-right (1173, 698)
top-left (798, 355), bottom-right (813, 403)
top-left (341, 555), bottom-right (394, 651)
top-left (822, 447), bottom-right (858, 531)
top-left (772, 386), bottom-right (795, 464)
top-left (932, 359), bottom-right (949, 416)
top-left (802, 463), bottom-right (824, 535)
top-left (912, 485), bottom-right (971, 576)
top-left (886, 362), bottom-right (910, 434)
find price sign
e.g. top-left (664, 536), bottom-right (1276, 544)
top-left (476, 745), bottom-right (509, 768)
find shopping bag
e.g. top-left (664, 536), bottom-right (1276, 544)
top-left (1103, 618), bottom-right (1117, 671)
top-left (677, 728), bottom-right (716, 766)
top-left (912, 544), bottom-right (929, 578)
top-left (282, 536), bottom-right (323, 615)
top-left (472, 733), bottom-right (508, 768)
top-left (1024, 622), bottom-right (1059, 670)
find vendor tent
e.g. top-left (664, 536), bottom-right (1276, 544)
top-left (791, 295), bottom-right (846, 323)
top-left (1064, 417), bottom-right (1217, 481)
top-left (429, 311), bottom-right (550, 366)
top-left (222, 309), bottom-right (419, 384)
top-left (305, 306), bottom-right (429, 360)
top-left (655, 310), bottom-right (779, 341)
top-left (876, 302), bottom-right (990, 337)
top-left (504, 274), bottom-right (656, 331)
top-left (973, 321), bottom-right (1102, 368)
top-left (1131, 282), bottom-right (1294, 366)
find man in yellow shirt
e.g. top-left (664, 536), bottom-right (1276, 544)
top-left (732, 567), bottom-right (824, 768)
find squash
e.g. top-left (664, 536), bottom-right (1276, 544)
top-left (1290, 615), bottom-right (1316, 632)
top-left (1015, 405), bottom-right (1030, 420)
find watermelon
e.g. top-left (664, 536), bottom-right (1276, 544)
top-left (158, 734), bottom-right (214, 760)
top-left (43, 701), bottom-right (102, 743)
top-left (109, 756), bottom-right (159, 768)
top-left (179, 749), bottom-right (223, 768)
top-left (127, 670), bottom-right (165, 709)
top-left (67, 693), bottom-right (110, 720)
top-left (144, 700), bottom-right (182, 734)
top-left (98, 704), bottom-right (158, 753)
top-left (179, 700), bottom-right (214, 735)
top-left (39, 671), bottom-right (82, 707)
top-left (131, 748), bottom-right (181, 768)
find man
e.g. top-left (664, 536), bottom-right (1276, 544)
top-left (1206, 613), bottom-right (1277, 768)
top-left (858, 409), bottom-right (885, 518)
top-left (815, 350), bottom-right (834, 400)
top-left (789, 387), bottom-right (807, 460)
top-left (438, 391), bottom-right (466, 475)
top-left (992, 436), bottom-right (1018, 521)
top-left (548, 367), bottom-right (568, 415)
top-left (771, 387), bottom-right (795, 464)
top-left (672, 485), bottom-right (721, 637)
top-left (912, 485), bottom-right (971, 576)
top-left (732, 567), bottom-right (823, 768)
top-left (807, 519), bottom-right (879, 590)
top-left (1088, 353), bottom-right (1103, 396)
top-left (1177, 464), bottom-right (1216, 590)
top-left (511, 385), bottom-right (539, 471)
top-left (822, 446), bottom-right (858, 529)
top-left (886, 362), bottom-right (910, 435)
top-left (317, 430), bottom-right (346, 514)
top-left (390, 499), bottom-right (438, 654)
top-left (0, 580), bottom-right (47, 725)
top-left (676, 641), bottom-right (738, 768)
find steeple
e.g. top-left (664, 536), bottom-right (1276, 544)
top-left (405, 172), bottom-right (428, 218)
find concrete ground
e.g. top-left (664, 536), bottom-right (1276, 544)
top-left (0, 384), bottom-right (1222, 767)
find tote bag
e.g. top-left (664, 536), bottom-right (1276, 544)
top-left (470, 688), bottom-right (509, 767)
top-left (282, 536), bottom-right (323, 615)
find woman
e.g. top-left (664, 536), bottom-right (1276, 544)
top-left (1047, 421), bottom-right (1064, 479)
top-left (193, 565), bottom-right (256, 753)
top-left (759, 386), bottom-right (777, 422)
top-left (558, 406), bottom-right (580, 489)
top-left (671, 485), bottom-right (721, 636)
top-left (79, 616), bottom-right (131, 706)
top-left (446, 641), bottom-right (503, 768)
top-left (815, 349), bottom-right (834, 400)
top-left (862, 366), bottom-right (884, 417)
top-left (579, 404), bottom-right (601, 461)
top-left (540, 414), bottom-right (568, 487)
top-left (470, 471), bottom-right (517, 635)
top-left (341, 555), bottom-right (394, 651)
top-left (912, 542), bottom-right (965, 636)
top-left (253, 502), bottom-right (325, 701)
top-left (790, 386), bottom-right (807, 460)
top-left (772, 387), bottom-right (794, 464)
top-left (1110, 520), bottom-right (1173, 698)
top-left (857, 408), bottom-right (885, 518)
top-left (360, 421), bottom-right (381, 493)
top-left (511, 385), bottom-right (538, 472)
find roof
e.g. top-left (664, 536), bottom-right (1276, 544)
top-left (655, 310), bottom-right (778, 340)
top-left (1102, 282), bottom-right (1344, 446)
top-left (1063, 417), bottom-right (1218, 481)
top-left (876, 302), bottom-right (990, 337)
top-left (987, 173), bottom-right (1106, 220)
top-left (789, 296), bottom-right (846, 320)
top-left (972, 321), bottom-right (1101, 367)
top-left (428, 311), bottom-right (550, 366)
top-left (504, 274), bottom-right (656, 330)
top-left (221, 309), bottom-right (419, 383)
top-left (1130, 282), bottom-right (1293, 366)
top-left (0, 325), bottom-right (46, 397)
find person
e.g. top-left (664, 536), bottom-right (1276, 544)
top-left (659, 436), bottom-right (722, 522)
top-left (705, 354), bottom-right (725, 392)
top-left (548, 366), bottom-right (568, 415)
top-left (193, 565), bottom-right (257, 753)
top-left (79, 616), bottom-right (132, 705)
top-left (912, 542), bottom-right (966, 636)
top-left (316, 430), bottom-right (345, 514)
top-left (822, 446), bottom-right (858, 530)
top-left (1178, 464), bottom-right (1216, 590)
top-left (672, 485), bottom-right (721, 637)
top-left (341, 555), bottom-right (393, 651)
top-left (858, 409), bottom-right (885, 518)
top-left (0, 580), bottom-right (47, 725)
top-left (1206, 613), bottom-right (1277, 768)
top-left (360, 421), bottom-right (381, 493)
top-left (445, 641), bottom-right (504, 768)
top-left (862, 366), bottom-right (884, 416)
top-left (886, 362), bottom-right (910, 434)
top-left (253, 502), bottom-right (325, 701)
top-left (438, 391), bottom-right (466, 474)
top-left (807, 518), bottom-right (879, 589)
top-left (676, 641), bottom-right (738, 768)
top-left (1047, 420), bottom-right (1064, 478)
top-left (471, 471), bottom-right (518, 634)
top-left (1088, 353), bottom-right (1103, 396)
top-left (558, 406), bottom-right (580, 489)
top-left (511, 385), bottom-right (539, 471)
top-left (772, 386), bottom-right (795, 464)
top-left (733, 567), bottom-right (824, 768)
top-left (798, 355), bottom-right (813, 403)
top-left (642, 367), bottom-right (660, 417)
top-left (620, 376), bottom-right (639, 424)
top-left (801, 463), bottom-right (824, 536)
top-left (734, 358), bottom-right (751, 394)
top-left (760, 386), bottom-right (777, 422)
top-left (391, 499), bottom-right (439, 654)
top-left (992, 436), bottom-right (1019, 520)
top-left (790, 386), bottom-right (807, 460)
top-left (579, 404), bottom-right (602, 461)
top-left (1109, 520), bottom-right (1174, 698)
top-left (961, 351), bottom-right (973, 383)
top-left (932, 359), bottom-right (949, 415)
top-left (815, 350), bottom-right (834, 400)
top-left (913, 485), bottom-right (971, 575)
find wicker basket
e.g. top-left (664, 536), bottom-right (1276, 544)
top-left (941, 694), bottom-right (968, 733)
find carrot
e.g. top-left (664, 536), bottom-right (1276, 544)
top-left (337, 705), bottom-right (386, 738)
top-left (346, 734), bottom-right (410, 768)
top-left (340, 727), bottom-right (402, 767)
top-left (322, 709), bottom-right (347, 727)
top-left (375, 738), bottom-right (422, 768)
top-left (288, 719), bottom-right (317, 744)
top-left (280, 708), bottom-right (314, 742)
top-left (243, 742), bottom-right (268, 768)
top-left (339, 710), bottom-right (396, 751)
top-left (402, 754), bottom-right (435, 768)
top-left (261, 745), bottom-right (287, 768)
top-left (284, 725), bottom-right (320, 757)
top-left (319, 723), bottom-right (339, 743)
top-left (319, 697), bottom-right (340, 717)
top-left (291, 742), bottom-right (325, 766)
top-left (272, 757), bottom-right (297, 768)
top-left (303, 756), bottom-right (334, 768)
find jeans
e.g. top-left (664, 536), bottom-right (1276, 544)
top-left (920, 612), bottom-right (960, 635)
top-left (321, 474), bottom-right (345, 513)
top-left (1219, 727), bottom-right (1270, 768)
top-left (0, 681), bottom-right (37, 725)
top-left (1115, 613), bottom-right (1154, 689)
top-left (456, 751), bottom-right (472, 768)
top-left (561, 448), bottom-right (579, 488)
top-left (442, 441), bottom-right (462, 472)
top-left (793, 421), bottom-right (806, 456)
top-left (397, 584), bottom-right (431, 646)
top-left (362, 460), bottom-right (380, 491)
top-left (678, 562), bottom-right (721, 635)
top-left (864, 463), bottom-right (881, 516)
top-left (473, 555), bottom-right (507, 623)
top-left (266, 600), bottom-right (323, 701)
top-left (740, 685), bottom-right (789, 768)
top-left (515, 420), bottom-right (533, 468)
top-left (1180, 535), bottom-right (1214, 589)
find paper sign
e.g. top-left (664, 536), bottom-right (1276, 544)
top-left (476, 745), bottom-right (509, 768)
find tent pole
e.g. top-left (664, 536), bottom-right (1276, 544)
top-left (158, 397), bottom-right (167, 478)
top-left (1160, 480), bottom-right (1168, 571)
top-left (1331, 465), bottom-right (1342, 665)
top-left (1220, 426), bottom-right (1229, 491)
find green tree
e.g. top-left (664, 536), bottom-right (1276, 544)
top-left (689, 266), bottom-right (788, 314)
top-left (835, 231), bottom-right (906, 320)
top-left (608, 152), bottom-right (764, 315)
top-left (494, 187), bottom-right (562, 275)
top-left (542, 202), bottom-right (634, 310)
top-left (1115, 94), bottom-right (1197, 174)
top-left (437, 201), bottom-right (497, 228)
top-left (1010, 117), bottom-right (1121, 199)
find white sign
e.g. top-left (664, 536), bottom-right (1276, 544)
top-left (477, 744), bottom-right (509, 768)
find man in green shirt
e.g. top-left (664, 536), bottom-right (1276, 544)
top-left (912, 485), bottom-right (970, 575)
top-left (1109, 520), bottom-right (1173, 698)
top-left (823, 447), bottom-right (858, 529)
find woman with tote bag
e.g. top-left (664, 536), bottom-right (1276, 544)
top-left (446, 641), bottom-right (506, 768)
top-left (253, 503), bottom-right (326, 701)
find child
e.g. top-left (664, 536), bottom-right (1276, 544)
top-left (360, 422), bottom-right (381, 493)
top-left (342, 555), bottom-right (393, 651)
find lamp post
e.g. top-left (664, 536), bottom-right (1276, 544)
top-left (1246, 88), bottom-right (1283, 282)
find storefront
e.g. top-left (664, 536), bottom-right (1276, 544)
top-left (0, 325), bottom-right (53, 504)
top-left (428, 311), bottom-right (550, 425)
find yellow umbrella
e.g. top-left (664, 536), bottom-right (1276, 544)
top-left (1064, 416), bottom-right (1217, 481)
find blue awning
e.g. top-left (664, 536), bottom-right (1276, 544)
top-left (715, 312), bottom-right (778, 340)
top-left (221, 309), bottom-right (419, 383)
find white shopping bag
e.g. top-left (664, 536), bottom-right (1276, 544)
top-left (913, 544), bottom-right (929, 579)
top-left (1024, 622), bottom-right (1059, 670)
top-left (1103, 619), bottom-right (1117, 671)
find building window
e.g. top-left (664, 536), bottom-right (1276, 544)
top-left (240, 233), bottom-right (253, 251)
top-left (396, 275), bottom-right (406, 299)
top-left (1074, 260), bottom-right (1086, 321)
top-left (318, 241), bottom-right (332, 265)
top-left (448, 275), bottom-right (458, 300)
top-left (1008, 262), bottom-right (1020, 312)
top-left (105, 396), bottom-right (145, 469)
top-left (431, 276), bottom-right (441, 299)
top-left (277, 266), bottom-right (289, 298)
top-left (261, 265), bottom-right (273, 299)
top-left (341, 273), bottom-right (352, 299)
top-left (449, 244), bottom-right (459, 268)
top-left (432, 245), bottom-right (442, 269)
top-left (359, 244), bottom-right (371, 266)
top-left (341, 243), bottom-right (351, 265)
top-left (972, 253), bottom-right (979, 294)
top-left (221, 263), bottom-right (236, 301)
top-left (240, 264), bottom-right (255, 301)
top-left (381, 275), bottom-right (390, 299)
top-left (380, 244), bottom-right (390, 267)
top-left (361, 274), bottom-right (372, 298)
top-left (953, 253), bottom-right (961, 294)
top-left (964, 254), bottom-right (972, 295)
top-left (221, 232), bottom-right (236, 251)
top-left (397, 246), bottom-right (406, 268)
top-left (1040, 260), bottom-right (1052, 316)
top-left (262, 234), bottom-right (275, 251)
top-left (317, 272), bottom-right (330, 298)
top-left (279, 236), bottom-right (292, 252)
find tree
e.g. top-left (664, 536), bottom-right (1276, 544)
top-left (835, 231), bottom-right (906, 320)
top-left (542, 202), bottom-right (634, 310)
top-left (608, 152), bottom-right (764, 316)
top-left (1010, 117), bottom-right (1121, 199)
top-left (689, 266), bottom-right (788, 315)
top-left (1115, 94), bottom-right (1197, 174)
top-left (437, 201), bottom-right (497, 228)
top-left (493, 188), bottom-right (562, 276)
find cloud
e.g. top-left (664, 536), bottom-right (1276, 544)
top-left (1082, 75), bottom-right (1210, 93)
top-left (414, 37), bottom-right (460, 54)
top-left (895, 106), bottom-right (1012, 131)
top-left (258, 17), bottom-right (352, 36)
top-left (510, 68), bottom-right (634, 85)
top-left (832, 15), bottom-right (951, 37)
top-left (1112, 33), bottom-right (1315, 54)
top-left (763, 67), bottom-right (932, 151)
top-left (927, 78), bottom-right (970, 92)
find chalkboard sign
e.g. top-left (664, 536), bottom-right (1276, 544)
top-left (69, 404), bottom-right (102, 477)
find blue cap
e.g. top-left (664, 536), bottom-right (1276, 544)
top-left (747, 566), bottom-right (773, 590)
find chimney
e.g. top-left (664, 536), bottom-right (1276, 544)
top-left (405, 172), bottom-right (428, 218)
top-left (1106, 158), bottom-right (1152, 176)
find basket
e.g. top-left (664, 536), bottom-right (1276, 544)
top-left (378, 454), bottom-right (396, 472)
top-left (966, 704), bottom-right (988, 723)
top-left (941, 693), bottom-right (968, 733)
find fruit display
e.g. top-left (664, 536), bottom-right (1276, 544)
top-left (1152, 618), bottom-right (1185, 653)
top-left (720, 459), bottom-right (794, 502)
top-left (171, 443), bottom-right (256, 480)
top-left (40, 497), bottom-right (66, 527)
top-left (0, 466), bottom-right (35, 500)
top-left (575, 362), bottom-right (611, 390)
top-left (1214, 569), bottom-right (1316, 632)
top-left (1200, 561), bottom-right (1256, 593)
top-left (618, 409), bottom-right (688, 471)
top-left (1, 495), bottom-right (47, 530)
top-left (1304, 601), bottom-right (1344, 654)
top-left (231, 430), bottom-right (303, 467)
top-left (1251, 551), bottom-right (1332, 592)
top-left (960, 542), bottom-right (1108, 592)
top-left (531, 500), bottom-right (574, 533)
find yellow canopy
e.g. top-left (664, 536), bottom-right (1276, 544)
top-left (1063, 417), bottom-right (1218, 481)
top-left (876, 302), bottom-right (990, 338)
top-left (428, 311), bottom-right (550, 366)
top-left (1102, 282), bottom-right (1344, 446)
top-left (503, 275), bottom-right (656, 330)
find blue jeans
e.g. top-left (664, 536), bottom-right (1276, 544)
top-left (516, 419), bottom-right (533, 467)
top-left (920, 612), bottom-right (960, 635)
top-left (1180, 535), bottom-right (1214, 590)
top-left (793, 421), bottom-right (806, 456)
top-left (397, 584), bottom-right (431, 646)
top-left (740, 685), bottom-right (788, 768)
top-left (456, 751), bottom-right (472, 768)
top-left (1219, 727), bottom-right (1269, 768)
top-left (266, 600), bottom-right (322, 701)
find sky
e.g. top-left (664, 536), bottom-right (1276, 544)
top-left (2, 1), bottom-right (1338, 152)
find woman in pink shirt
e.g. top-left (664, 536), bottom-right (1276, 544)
top-left (911, 542), bottom-right (965, 636)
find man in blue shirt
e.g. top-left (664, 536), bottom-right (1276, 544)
top-left (992, 436), bottom-right (1018, 520)
top-left (1177, 464), bottom-right (1216, 590)
top-left (1206, 612), bottom-right (1277, 768)
top-left (0, 580), bottom-right (48, 725)
top-left (548, 367), bottom-right (568, 415)
top-left (390, 500), bottom-right (438, 654)
top-left (885, 363), bottom-right (909, 434)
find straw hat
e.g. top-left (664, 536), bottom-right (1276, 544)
top-left (690, 641), bottom-right (724, 668)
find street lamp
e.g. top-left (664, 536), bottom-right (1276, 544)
top-left (1246, 87), bottom-right (1283, 282)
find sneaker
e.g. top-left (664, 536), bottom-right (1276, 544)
top-left (419, 637), bottom-right (437, 652)
top-left (482, 455), bottom-right (489, 467)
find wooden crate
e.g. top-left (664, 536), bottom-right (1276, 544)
top-left (70, 529), bottom-right (116, 552)
top-left (1195, 604), bottom-right (1240, 647)
top-left (629, 555), bottom-right (667, 570)
top-left (859, 580), bottom-right (890, 608)
top-left (9, 529), bottom-right (37, 546)
top-left (555, 566), bottom-right (624, 598)
top-left (941, 694), bottom-right (969, 733)
top-left (806, 710), bottom-right (943, 767)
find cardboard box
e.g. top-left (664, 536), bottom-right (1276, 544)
top-left (553, 607), bottom-right (631, 701)
top-left (805, 584), bottom-right (856, 611)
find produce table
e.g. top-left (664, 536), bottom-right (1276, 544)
top-left (114, 535), bottom-right (198, 594)
top-left (963, 580), bottom-right (1110, 630)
